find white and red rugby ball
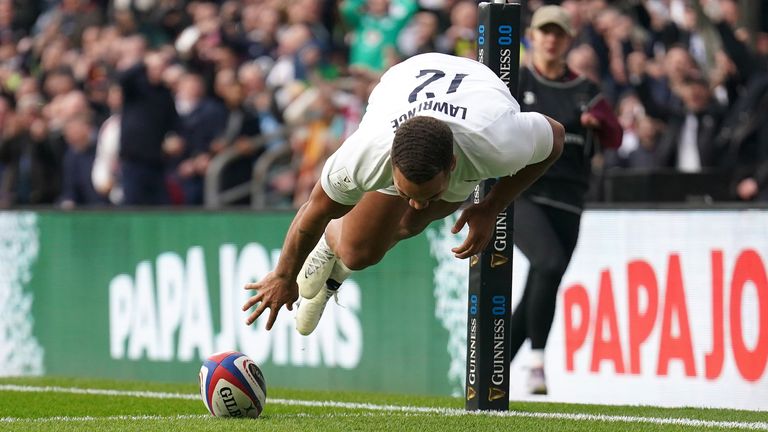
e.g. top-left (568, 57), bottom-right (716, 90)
top-left (199, 351), bottom-right (267, 418)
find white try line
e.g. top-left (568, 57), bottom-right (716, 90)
top-left (1, 384), bottom-right (767, 430)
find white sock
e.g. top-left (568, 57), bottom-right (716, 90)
top-left (530, 349), bottom-right (545, 369)
top-left (329, 258), bottom-right (353, 283)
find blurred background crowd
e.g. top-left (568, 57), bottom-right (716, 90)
top-left (0, 0), bottom-right (766, 208)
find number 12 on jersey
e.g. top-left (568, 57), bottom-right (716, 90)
top-left (408, 70), bottom-right (469, 103)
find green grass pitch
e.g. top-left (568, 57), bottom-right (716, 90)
top-left (1, 377), bottom-right (767, 431)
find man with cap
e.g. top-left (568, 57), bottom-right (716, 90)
top-left (509, 5), bottom-right (623, 394)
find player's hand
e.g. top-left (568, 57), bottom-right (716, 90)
top-left (242, 272), bottom-right (299, 330)
top-left (450, 203), bottom-right (496, 259)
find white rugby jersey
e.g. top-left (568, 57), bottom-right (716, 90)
top-left (321, 53), bottom-right (553, 205)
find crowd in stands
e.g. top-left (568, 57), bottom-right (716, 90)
top-left (0, 0), bottom-right (766, 208)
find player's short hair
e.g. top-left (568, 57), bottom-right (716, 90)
top-left (391, 116), bottom-right (454, 184)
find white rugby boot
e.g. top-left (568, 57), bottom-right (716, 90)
top-left (297, 236), bottom-right (337, 299)
top-left (527, 367), bottom-right (548, 395)
top-left (295, 279), bottom-right (341, 336)
top-left (527, 350), bottom-right (547, 395)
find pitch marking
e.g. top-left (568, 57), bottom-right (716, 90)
top-left (1, 384), bottom-right (766, 430)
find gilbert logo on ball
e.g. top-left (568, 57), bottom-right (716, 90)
top-left (199, 351), bottom-right (267, 418)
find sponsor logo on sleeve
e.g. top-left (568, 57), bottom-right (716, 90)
top-left (329, 168), bottom-right (354, 192)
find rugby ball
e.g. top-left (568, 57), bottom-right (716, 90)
top-left (199, 351), bottom-right (267, 418)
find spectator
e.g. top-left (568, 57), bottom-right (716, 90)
top-left (437, 0), bottom-right (477, 58)
top-left (265, 24), bottom-right (316, 91)
top-left (59, 113), bottom-right (104, 208)
top-left (627, 115), bottom-right (663, 169)
top-left (237, 4), bottom-right (280, 62)
top-left (118, 48), bottom-right (178, 206)
top-left (175, 1), bottom-right (235, 85)
top-left (209, 69), bottom-right (262, 203)
top-left (634, 69), bottom-right (728, 172)
top-left (238, 61), bottom-right (284, 147)
top-left (605, 93), bottom-right (657, 170)
top-left (33, 0), bottom-right (103, 48)
top-left (339, 0), bottom-right (418, 72)
top-left (285, 0), bottom-right (332, 54)
top-left (643, 47), bottom-right (699, 108)
top-left (171, 71), bottom-right (227, 205)
top-left (282, 84), bottom-right (346, 207)
top-left (8, 0), bottom-right (40, 35)
top-left (397, 11), bottom-right (440, 58)
top-left (0, 0), bottom-right (25, 44)
top-left (0, 94), bottom-right (60, 207)
top-left (567, 43), bottom-right (600, 84)
top-left (92, 83), bottom-right (123, 204)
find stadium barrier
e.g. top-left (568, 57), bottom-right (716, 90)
top-left (0, 207), bottom-right (766, 410)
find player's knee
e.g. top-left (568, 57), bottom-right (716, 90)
top-left (336, 247), bottom-right (386, 271)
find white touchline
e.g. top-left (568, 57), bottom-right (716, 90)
top-left (1, 384), bottom-right (766, 431)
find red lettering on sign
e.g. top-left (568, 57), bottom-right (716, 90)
top-left (628, 260), bottom-right (658, 375)
top-left (590, 270), bottom-right (625, 374)
top-left (657, 254), bottom-right (696, 377)
top-left (564, 284), bottom-right (590, 371)
top-left (705, 250), bottom-right (724, 380)
top-left (730, 249), bottom-right (768, 382)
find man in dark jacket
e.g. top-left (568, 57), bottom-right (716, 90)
top-left (644, 74), bottom-right (728, 171)
top-left (118, 51), bottom-right (179, 205)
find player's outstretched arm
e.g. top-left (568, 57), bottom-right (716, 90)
top-left (242, 182), bottom-right (354, 329)
top-left (451, 115), bottom-right (564, 259)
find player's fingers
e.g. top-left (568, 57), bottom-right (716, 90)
top-left (244, 282), bottom-right (260, 291)
top-left (241, 292), bottom-right (263, 311)
top-left (455, 251), bottom-right (473, 259)
top-left (245, 301), bottom-right (267, 325)
top-left (454, 244), bottom-right (476, 259)
top-left (266, 306), bottom-right (280, 330)
top-left (455, 229), bottom-right (492, 258)
top-left (451, 237), bottom-right (468, 252)
top-left (451, 238), bottom-right (472, 258)
top-left (452, 212), bottom-right (468, 234)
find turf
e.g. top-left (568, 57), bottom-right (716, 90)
top-left (0, 377), bottom-right (766, 431)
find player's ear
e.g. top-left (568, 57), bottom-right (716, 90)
top-left (450, 155), bottom-right (457, 172)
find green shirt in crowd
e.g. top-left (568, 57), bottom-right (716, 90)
top-left (340, 0), bottom-right (418, 72)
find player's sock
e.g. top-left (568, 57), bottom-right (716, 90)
top-left (328, 259), bottom-right (353, 285)
top-left (529, 349), bottom-right (545, 369)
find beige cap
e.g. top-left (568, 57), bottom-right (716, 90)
top-left (531, 5), bottom-right (575, 37)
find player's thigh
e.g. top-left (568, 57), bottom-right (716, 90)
top-left (332, 193), bottom-right (462, 267)
top-left (333, 191), bottom-right (410, 257)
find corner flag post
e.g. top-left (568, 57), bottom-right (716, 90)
top-left (465, 0), bottom-right (521, 411)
